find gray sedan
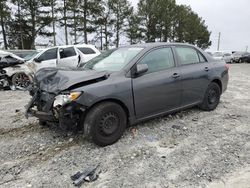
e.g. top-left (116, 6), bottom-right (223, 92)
top-left (26, 43), bottom-right (229, 146)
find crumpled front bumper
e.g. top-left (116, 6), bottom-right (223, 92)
top-left (26, 89), bottom-right (86, 130)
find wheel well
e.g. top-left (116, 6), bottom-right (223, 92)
top-left (212, 79), bottom-right (222, 93)
top-left (87, 99), bottom-right (130, 120)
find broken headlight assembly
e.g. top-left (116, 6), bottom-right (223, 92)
top-left (53, 92), bottom-right (82, 107)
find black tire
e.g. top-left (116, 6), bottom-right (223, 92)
top-left (199, 82), bottom-right (221, 111)
top-left (83, 102), bottom-right (127, 147)
top-left (39, 119), bottom-right (47, 127)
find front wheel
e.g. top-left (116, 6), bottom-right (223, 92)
top-left (12, 72), bottom-right (32, 89)
top-left (199, 82), bottom-right (221, 111)
top-left (83, 102), bottom-right (127, 147)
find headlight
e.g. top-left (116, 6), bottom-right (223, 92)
top-left (53, 92), bottom-right (82, 107)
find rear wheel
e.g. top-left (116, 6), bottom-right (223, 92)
top-left (83, 102), bottom-right (127, 147)
top-left (200, 82), bottom-right (221, 111)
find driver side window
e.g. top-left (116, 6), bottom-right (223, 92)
top-left (139, 47), bottom-right (175, 74)
top-left (39, 48), bottom-right (58, 61)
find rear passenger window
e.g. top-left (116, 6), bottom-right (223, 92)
top-left (60, 47), bottom-right (76, 59)
top-left (139, 47), bottom-right (175, 74)
top-left (77, 47), bottom-right (96, 54)
top-left (176, 47), bottom-right (206, 65)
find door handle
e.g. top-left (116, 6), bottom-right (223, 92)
top-left (172, 73), bottom-right (180, 78)
top-left (205, 67), bottom-right (210, 72)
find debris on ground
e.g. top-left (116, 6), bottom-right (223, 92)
top-left (71, 164), bottom-right (100, 186)
top-left (130, 127), bottom-right (138, 139)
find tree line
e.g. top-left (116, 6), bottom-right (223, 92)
top-left (0, 0), bottom-right (212, 50)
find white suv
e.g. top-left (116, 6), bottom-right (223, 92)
top-left (27, 44), bottom-right (100, 72)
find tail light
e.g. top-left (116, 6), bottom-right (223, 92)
top-left (225, 64), bottom-right (230, 70)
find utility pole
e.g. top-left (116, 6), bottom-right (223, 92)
top-left (246, 45), bottom-right (248, 52)
top-left (217, 32), bottom-right (221, 51)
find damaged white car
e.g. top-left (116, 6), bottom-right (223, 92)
top-left (1, 44), bottom-right (100, 89)
top-left (0, 50), bottom-right (32, 89)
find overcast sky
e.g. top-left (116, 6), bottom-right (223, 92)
top-left (129, 0), bottom-right (250, 52)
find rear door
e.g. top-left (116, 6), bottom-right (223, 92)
top-left (57, 47), bottom-right (79, 68)
top-left (132, 47), bottom-right (182, 119)
top-left (174, 46), bottom-right (211, 106)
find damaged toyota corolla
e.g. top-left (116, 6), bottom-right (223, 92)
top-left (26, 43), bottom-right (229, 146)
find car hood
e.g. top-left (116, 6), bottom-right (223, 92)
top-left (34, 67), bottom-right (110, 94)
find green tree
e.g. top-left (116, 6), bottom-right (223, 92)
top-left (78, 0), bottom-right (102, 44)
top-left (125, 7), bottom-right (142, 44)
top-left (137, 0), bottom-right (211, 49)
top-left (67, 0), bottom-right (81, 44)
top-left (0, 0), bottom-right (10, 49)
top-left (137, 0), bottom-right (158, 42)
top-left (155, 0), bottom-right (176, 42)
top-left (108, 0), bottom-right (132, 47)
top-left (57, 0), bottom-right (70, 45)
top-left (97, 0), bottom-right (115, 50)
top-left (9, 0), bottom-right (53, 49)
top-left (173, 5), bottom-right (211, 49)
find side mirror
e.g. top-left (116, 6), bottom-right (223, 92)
top-left (34, 58), bottom-right (41, 63)
top-left (135, 64), bottom-right (148, 76)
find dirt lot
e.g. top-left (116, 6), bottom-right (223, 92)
top-left (0, 64), bottom-right (250, 188)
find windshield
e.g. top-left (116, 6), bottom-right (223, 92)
top-left (82, 47), bottom-right (144, 71)
top-left (24, 51), bottom-right (40, 61)
top-left (213, 52), bottom-right (223, 57)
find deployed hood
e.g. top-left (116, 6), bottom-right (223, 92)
top-left (35, 67), bottom-right (110, 94)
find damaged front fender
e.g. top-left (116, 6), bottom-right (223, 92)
top-left (26, 88), bottom-right (87, 130)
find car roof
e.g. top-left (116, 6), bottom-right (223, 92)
top-left (120, 42), bottom-right (197, 49)
top-left (39, 44), bottom-right (97, 51)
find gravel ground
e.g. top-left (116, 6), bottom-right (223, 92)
top-left (0, 64), bottom-right (249, 188)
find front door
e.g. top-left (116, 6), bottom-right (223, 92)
top-left (132, 47), bottom-right (182, 119)
top-left (35, 47), bottom-right (58, 71)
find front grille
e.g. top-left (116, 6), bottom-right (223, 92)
top-left (38, 91), bottom-right (56, 112)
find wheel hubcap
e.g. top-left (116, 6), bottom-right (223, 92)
top-left (14, 74), bottom-right (30, 88)
top-left (99, 112), bottom-right (119, 135)
top-left (208, 89), bottom-right (217, 104)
